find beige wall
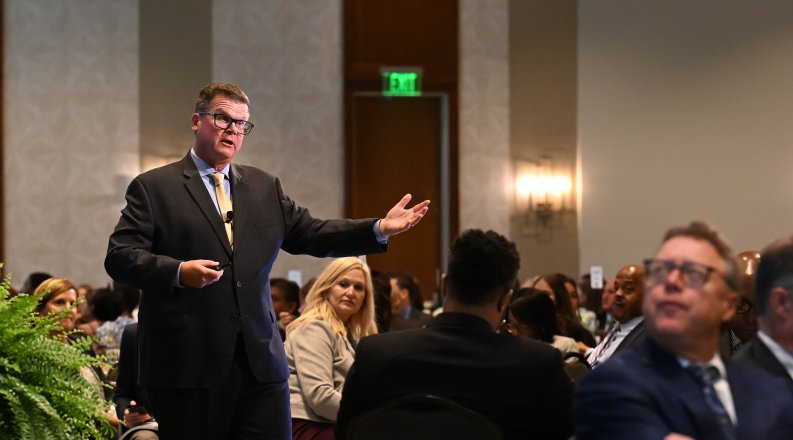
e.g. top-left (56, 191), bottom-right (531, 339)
top-left (509, 0), bottom-right (579, 282)
top-left (578, 0), bottom-right (793, 280)
top-left (4, 0), bottom-right (139, 288)
top-left (9, 0), bottom-right (790, 290)
top-left (459, 0), bottom-right (511, 236)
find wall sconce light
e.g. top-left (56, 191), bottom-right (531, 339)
top-left (513, 155), bottom-right (574, 238)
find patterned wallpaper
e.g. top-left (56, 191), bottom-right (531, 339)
top-left (459, 0), bottom-right (511, 236)
top-left (4, 0), bottom-right (139, 289)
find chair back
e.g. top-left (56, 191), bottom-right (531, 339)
top-left (345, 394), bottom-right (502, 440)
top-left (563, 351), bottom-right (592, 384)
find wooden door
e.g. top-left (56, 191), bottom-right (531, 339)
top-left (348, 94), bottom-right (446, 302)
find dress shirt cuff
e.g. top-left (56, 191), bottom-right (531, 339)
top-left (174, 262), bottom-right (183, 288)
top-left (373, 220), bottom-right (388, 244)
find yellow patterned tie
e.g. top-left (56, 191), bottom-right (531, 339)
top-left (211, 172), bottom-right (233, 248)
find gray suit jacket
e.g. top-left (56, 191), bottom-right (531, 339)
top-left (286, 320), bottom-right (355, 422)
top-left (105, 154), bottom-right (384, 388)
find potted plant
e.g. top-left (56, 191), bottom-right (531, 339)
top-left (0, 270), bottom-right (114, 439)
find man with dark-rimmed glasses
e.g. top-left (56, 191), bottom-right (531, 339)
top-left (574, 221), bottom-right (793, 440)
top-left (106, 82), bottom-right (430, 439)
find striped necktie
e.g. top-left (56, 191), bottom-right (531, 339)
top-left (211, 172), bottom-right (233, 248)
top-left (588, 323), bottom-right (620, 367)
top-left (686, 364), bottom-right (736, 440)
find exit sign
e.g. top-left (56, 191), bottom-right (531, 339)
top-left (381, 67), bottom-right (423, 97)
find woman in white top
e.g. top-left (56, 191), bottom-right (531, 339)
top-left (285, 257), bottom-right (378, 440)
top-left (505, 287), bottom-right (580, 355)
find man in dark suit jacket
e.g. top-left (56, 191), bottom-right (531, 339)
top-left (575, 221), bottom-right (793, 440)
top-left (336, 229), bottom-right (574, 440)
top-left (735, 235), bottom-right (793, 385)
top-left (105, 83), bottom-right (429, 439)
top-left (114, 323), bottom-right (158, 439)
top-left (388, 271), bottom-right (432, 331)
top-left (586, 264), bottom-right (647, 367)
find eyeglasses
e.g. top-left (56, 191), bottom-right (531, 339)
top-left (198, 112), bottom-right (254, 135)
top-left (643, 258), bottom-right (725, 288)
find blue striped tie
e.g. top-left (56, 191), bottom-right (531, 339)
top-left (686, 364), bottom-right (736, 440)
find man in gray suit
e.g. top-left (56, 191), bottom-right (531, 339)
top-left (735, 235), bottom-right (793, 384)
top-left (105, 82), bottom-right (429, 439)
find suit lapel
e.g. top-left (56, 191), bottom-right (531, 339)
top-left (616, 319), bottom-right (646, 352)
top-left (640, 339), bottom-right (725, 439)
top-left (751, 339), bottom-right (793, 383)
top-left (181, 155), bottom-right (233, 257)
top-left (726, 362), bottom-right (759, 439)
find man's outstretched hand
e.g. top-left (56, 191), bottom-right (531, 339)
top-left (379, 194), bottom-right (431, 238)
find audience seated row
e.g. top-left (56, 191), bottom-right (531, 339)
top-left (16, 220), bottom-right (793, 440)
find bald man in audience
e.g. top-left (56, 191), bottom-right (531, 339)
top-left (585, 264), bottom-right (647, 368)
top-left (575, 221), bottom-right (793, 440)
top-left (735, 237), bottom-right (793, 385)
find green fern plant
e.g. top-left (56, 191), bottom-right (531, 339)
top-left (0, 269), bottom-right (114, 439)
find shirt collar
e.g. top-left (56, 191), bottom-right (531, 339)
top-left (757, 330), bottom-right (793, 375)
top-left (677, 352), bottom-right (727, 380)
top-left (616, 315), bottom-right (644, 334)
top-left (190, 148), bottom-right (231, 178)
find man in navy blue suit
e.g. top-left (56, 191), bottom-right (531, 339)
top-left (575, 221), bottom-right (793, 440)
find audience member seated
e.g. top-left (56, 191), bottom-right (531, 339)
top-left (388, 271), bottom-right (432, 331)
top-left (370, 271), bottom-right (393, 333)
top-left (33, 277), bottom-right (120, 429)
top-left (564, 275), bottom-right (597, 334)
top-left (115, 323), bottom-right (158, 440)
top-left (336, 229), bottom-right (574, 440)
top-left (575, 221), bottom-right (793, 439)
top-left (20, 270), bottom-right (52, 294)
top-left (595, 278), bottom-right (615, 339)
top-left (720, 250), bottom-right (761, 356)
top-left (299, 277), bottom-right (317, 313)
top-left (579, 273), bottom-right (603, 321)
top-left (533, 273), bottom-right (597, 347)
top-left (285, 257), bottom-right (378, 439)
top-left (584, 264), bottom-right (647, 368)
top-left (735, 236), bottom-right (793, 384)
top-left (92, 286), bottom-right (132, 361)
top-left (270, 277), bottom-right (301, 340)
top-left (506, 287), bottom-right (580, 355)
top-left (74, 283), bottom-right (100, 337)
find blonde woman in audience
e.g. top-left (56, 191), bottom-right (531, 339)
top-left (34, 278), bottom-right (80, 341)
top-left (285, 257), bottom-right (377, 439)
top-left (33, 278), bottom-right (119, 429)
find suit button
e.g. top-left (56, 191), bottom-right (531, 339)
top-left (229, 313), bottom-right (240, 323)
top-left (236, 281), bottom-right (243, 288)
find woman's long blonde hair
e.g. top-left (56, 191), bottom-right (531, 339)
top-left (286, 257), bottom-right (378, 341)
